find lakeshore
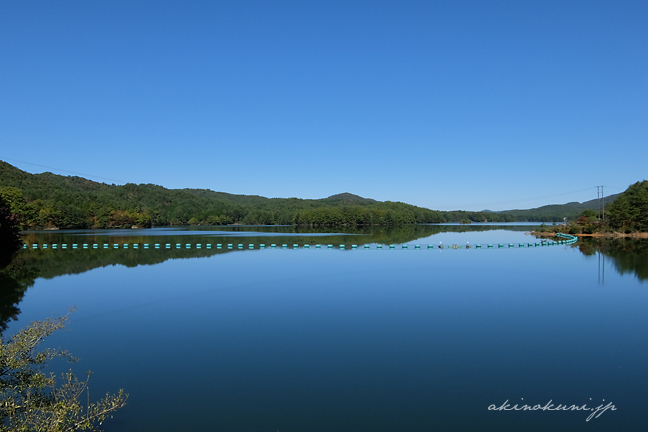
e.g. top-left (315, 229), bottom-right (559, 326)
top-left (529, 230), bottom-right (648, 238)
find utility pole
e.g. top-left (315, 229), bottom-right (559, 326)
top-left (601, 185), bottom-right (605, 221)
top-left (596, 186), bottom-right (601, 220)
top-left (596, 185), bottom-right (605, 220)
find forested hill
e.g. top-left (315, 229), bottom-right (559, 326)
top-left (1, 161), bottom-right (619, 229)
top-left (1, 161), bottom-right (463, 229)
top-left (498, 194), bottom-right (621, 222)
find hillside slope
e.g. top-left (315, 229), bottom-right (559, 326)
top-left (499, 194), bottom-right (620, 222)
top-left (0, 161), bottom-right (446, 228)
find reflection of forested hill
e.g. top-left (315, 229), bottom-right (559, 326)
top-left (5, 225), bottom-right (455, 328)
top-left (5, 225), bottom-right (644, 329)
top-left (0, 254), bottom-right (40, 331)
top-left (11, 224), bottom-right (530, 290)
top-left (576, 237), bottom-right (648, 281)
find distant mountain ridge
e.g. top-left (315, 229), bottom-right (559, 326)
top-left (498, 194), bottom-right (620, 221)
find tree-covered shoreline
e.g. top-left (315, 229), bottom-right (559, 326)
top-left (532, 180), bottom-right (648, 235)
top-left (2, 161), bottom-right (640, 230)
top-left (1, 161), bottom-right (519, 229)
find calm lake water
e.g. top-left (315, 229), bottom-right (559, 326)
top-left (2, 225), bottom-right (647, 431)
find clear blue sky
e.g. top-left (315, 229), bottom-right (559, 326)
top-left (1, 0), bottom-right (646, 211)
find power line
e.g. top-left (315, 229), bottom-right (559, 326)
top-left (596, 185), bottom-right (608, 220)
top-left (436, 187), bottom-right (606, 210)
top-left (0, 157), bottom-right (125, 183)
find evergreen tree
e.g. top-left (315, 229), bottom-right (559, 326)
top-left (607, 181), bottom-right (648, 232)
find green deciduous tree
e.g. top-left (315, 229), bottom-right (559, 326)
top-left (0, 311), bottom-right (127, 431)
top-left (579, 209), bottom-right (598, 220)
top-left (0, 188), bottom-right (35, 230)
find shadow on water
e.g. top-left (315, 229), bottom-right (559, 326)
top-left (0, 254), bottom-right (40, 332)
top-left (574, 237), bottom-right (648, 282)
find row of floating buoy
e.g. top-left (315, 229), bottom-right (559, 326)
top-left (21, 234), bottom-right (578, 251)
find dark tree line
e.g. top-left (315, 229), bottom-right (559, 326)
top-left (0, 196), bottom-right (23, 267)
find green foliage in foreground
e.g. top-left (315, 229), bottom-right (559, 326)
top-left (0, 311), bottom-right (127, 431)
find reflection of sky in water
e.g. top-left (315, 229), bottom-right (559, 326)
top-left (22, 226), bottom-right (548, 244)
top-left (10, 229), bottom-right (647, 432)
top-left (64, 230), bottom-right (354, 237)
